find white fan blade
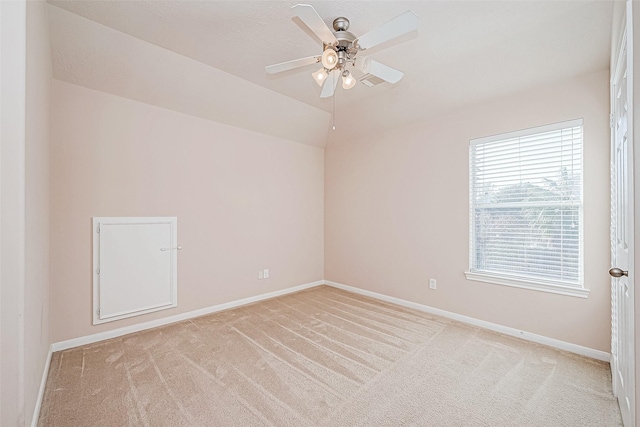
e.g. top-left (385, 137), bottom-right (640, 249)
top-left (265, 56), bottom-right (320, 74)
top-left (357, 10), bottom-right (418, 50)
top-left (292, 4), bottom-right (338, 45)
top-left (320, 70), bottom-right (340, 98)
top-left (355, 57), bottom-right (404, 84)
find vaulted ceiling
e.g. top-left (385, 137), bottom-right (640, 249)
top-left (47, 1), bottom-right (614, 147)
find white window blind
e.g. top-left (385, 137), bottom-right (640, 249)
top-left (468, 119), bottom-right (584, 291)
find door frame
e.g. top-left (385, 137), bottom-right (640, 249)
top-left (630, 1), bottom-right (640, 425)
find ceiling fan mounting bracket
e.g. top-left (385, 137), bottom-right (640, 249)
top-left (332, 16), bottom-right (350, 31)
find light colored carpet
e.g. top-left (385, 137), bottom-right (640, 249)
top-left (39, 285), bottom-right (621, 426)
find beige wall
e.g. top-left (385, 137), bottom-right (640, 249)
top-left (50, 80), bottom-right (324, 343)
top-left (325, 70), bottom-right (611, 352)
top-left (25, 0), bottom-right (52, 424)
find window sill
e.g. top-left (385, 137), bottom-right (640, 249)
top-left (464, 271), bottom-right (589, 298)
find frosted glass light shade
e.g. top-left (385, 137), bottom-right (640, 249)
top-left (312, 68), bottom-right (329, 86)
top-left (342, 71), bottom-right (356, 89)
top-left (321, 49), bottom-right (338, 70)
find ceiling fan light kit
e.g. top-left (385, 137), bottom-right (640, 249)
top-left (342, 70), bottom-right (356, 89)
top-left (312, 68), bottom-right (329, 86)
top-left (265, 4), bottom-right (418, 99)
top-left (321, 48), bottom-right (338, 70)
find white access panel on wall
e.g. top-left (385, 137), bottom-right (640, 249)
top-left (93, 217), bottom-right (178, 325)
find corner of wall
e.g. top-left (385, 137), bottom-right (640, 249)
top-left (24, 0), bottom-right (53, 424)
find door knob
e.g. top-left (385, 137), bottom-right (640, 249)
top-left (609, 267), bottom-right (628, 278)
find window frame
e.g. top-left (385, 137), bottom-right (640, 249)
top-left (465, 119), bottom-right (588, 298)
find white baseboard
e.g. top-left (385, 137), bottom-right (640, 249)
top-left (52, 280), bottom-right (323, 352)
top-left (50, 278), bottom-right (610, 359)
top-left (31, 344), bottom-right (53, 427)
top-left (324, 280), bottom-right (610, 362)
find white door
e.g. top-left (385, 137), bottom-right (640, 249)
top-left (611, 13), bottom-right (635, 426)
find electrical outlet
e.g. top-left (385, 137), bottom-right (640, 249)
top-left (264, 269), bottom-right (269, 279)
top-left (258, 270), bottom-right (263, 280)
top-left (429, 278), bottom-right (436, 290)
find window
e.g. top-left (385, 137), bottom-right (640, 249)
top-left (466, 119), bottom-right (587, 298)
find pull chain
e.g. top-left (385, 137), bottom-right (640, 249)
top-left (332, 89), bottom-right (336, 130)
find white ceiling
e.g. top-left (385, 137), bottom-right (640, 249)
top-left (47, 1), bottom-right (614, 146)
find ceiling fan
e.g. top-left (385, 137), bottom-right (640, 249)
top-left (265, 4), bottom-right (418, 98)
